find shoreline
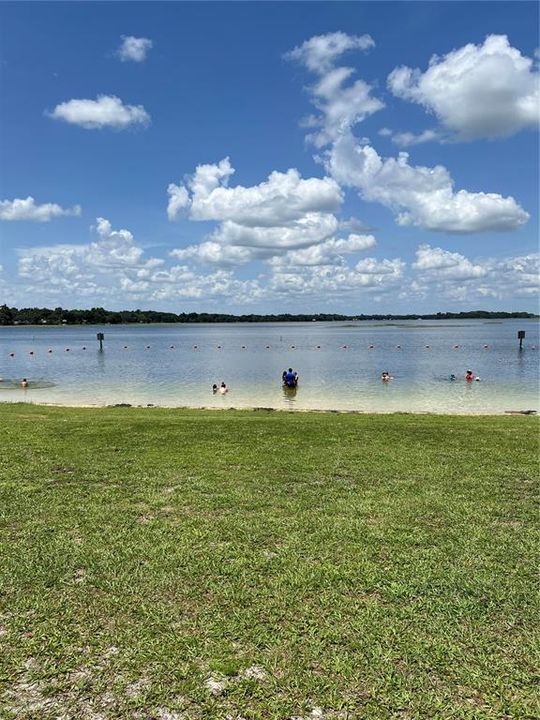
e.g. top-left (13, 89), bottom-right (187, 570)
top-left (2, 399), bottom-right (537, 416)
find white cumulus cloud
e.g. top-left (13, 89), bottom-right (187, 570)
top-left (0, 196), bottom-right (81, 222)
top-left (167, 158), bottom-right (345, 264)
top-left (170, 241), bottom-right (254, 267)
top-left (268, 233), bottom-right (376, 268)
top-left (169, 158), bottom-right (342, 225)
top-left (388, 34), bottom-right (540, 140)
top-left (286, 32), bottom-right (384, 147)
top-left (18, 217), bottom-right (163, 298)
top-left (327, 134), bottom-right (529, 233)
top-left (49, 95), bottom-right (150, 129)
top-left (413, 244), bottom-right (486, 280)
top-left (117, 35), bottom-right (153, 62)
top-left (284, 31), bottom-right (375, 74)
top-left (268, 255), bottom-right (404, 299)
top-left (405, 249), bottom-right (539, 303)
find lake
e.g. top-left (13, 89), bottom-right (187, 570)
top-left (0, 320), bottom-right (538, 413)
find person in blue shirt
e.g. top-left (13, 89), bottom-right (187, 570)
top-left (282, 368), bottom-right (298, 387)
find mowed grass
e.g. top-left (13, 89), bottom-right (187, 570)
top-left (0, 405), bottom-right (538, 720)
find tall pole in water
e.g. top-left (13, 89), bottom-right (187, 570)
top-left (97, 332), bottom-right (104, 352)
top-left (518, 330), bottom-right (525, 351)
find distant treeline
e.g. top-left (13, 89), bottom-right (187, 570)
top-left (0, 305), bottom-right (537, 326)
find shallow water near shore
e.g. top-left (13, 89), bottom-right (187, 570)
top-left (1, 319), bottom-right (538, 413)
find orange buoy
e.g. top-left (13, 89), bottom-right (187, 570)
top-left (82, 346), bottom-right (87, 350)
top-left (454, 345), bottom-right (460, 349)
top-left (29, 351), bottom-right (34, 355)
top-left (145, 345), bottom-right (151, 350)
top-left (265, 345), bottom-right (270, 349)
top-left (396, 345), bottom-right (401, 349)
top-left (316, 345), bottom-right (321, 349)
top-left (65, 348), bottom-right (70, 352)
top-left (170, 345), bottom-right (175, 349)
top-left (369, 345), bottom-right (374, 349)
top-left (47, 349), bottom-right (52, 353)
top-left (9, 352), bottom-right (14, 357)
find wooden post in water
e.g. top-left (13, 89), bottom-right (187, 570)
top-left (518, 330), bottom-right (525, 350)
top-left (97, 332), bottom-right (104, 352)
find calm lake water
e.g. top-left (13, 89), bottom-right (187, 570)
top-left (0, 320), bottom-right (538, 413)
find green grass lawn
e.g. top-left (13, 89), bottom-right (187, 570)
top-left (0, 405), bottom-right (538, 720)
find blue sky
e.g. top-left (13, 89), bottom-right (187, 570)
top-left (0, 1), bottom-right (538, 313)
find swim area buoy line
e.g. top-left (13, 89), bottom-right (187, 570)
top-left (5, 341), bottom-right (528, 356)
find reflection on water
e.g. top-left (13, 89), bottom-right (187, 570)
top-left (282, 384), bottom-right (298, 407)
top-left (0, 320), bottom-right (538, 413)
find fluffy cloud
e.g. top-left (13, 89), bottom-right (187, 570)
top-left (49, 95), bottom-right (150, 129)
top-left (268, 233), bottom-right (376, 268)
top-left (405, 247), bottom-right (539, 303)
top-left (414, 244), bottom-right (486, 280)
top-left (170, 241), bottom-right (254, 267)
top-left (167, 158), bottom-right (345, 264)
top-left (117, 35), bottom-right (153, 62)
top-left (268, 255), bottom-right (404, 299)
top-left (285, 32), bottom-right (531, 235)
top-left (327, 134), bottom-right (529, 232)
top-left (149, 269), bottom-right (263, 303)
top-left (166, 184), bottom-right (190, 221)
top-left (18, 217), bottom-right (162, 296)
top-left (286, 32), bottom-right (383, 146)
top-left (491, 253), bottom-right (539, 297)
top-left (14, 217), bottom-right (266, 306)
top-left (0, 196), bottom-right (81, 222)
top-left (388, 35), bottom-right (540, 140)
top-left (169, 158), bottom-right (342, 225)
top-left (284, 31), bottom-right (375, 74)
top-left (210, 214), bottom-right (339, 251)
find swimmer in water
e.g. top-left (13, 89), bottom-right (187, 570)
top-left (283, 368), bottom-right (299, 388)
top-left (219, 381), bottom-right (228, 395)
top-left (465, 370), bottom-right (475, 382)
top-left (20, 378), bottom-right (28, 388)
top-left (381, 371), bottom-right (393, 381)
top-left (449, 374), bottom-right (456, 381)
top-left (212, 384), bottom-right (218, 393)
